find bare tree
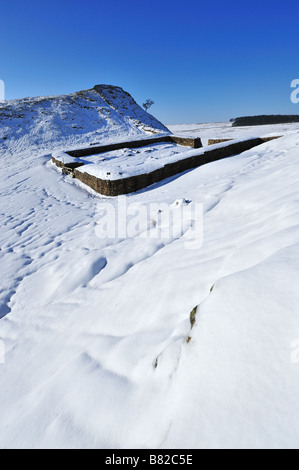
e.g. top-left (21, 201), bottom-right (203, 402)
top-left (142, 99), bottom-right (154, 112)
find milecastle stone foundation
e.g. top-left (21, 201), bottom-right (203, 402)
top-left (52, 135), bottom-right (282, 197)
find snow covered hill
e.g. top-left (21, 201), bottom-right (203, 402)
top-left (0, 84), bottom-right (169, 156)
top-left (1, 94), bottom-right (299, 449)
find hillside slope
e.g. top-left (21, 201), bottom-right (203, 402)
top-left (0, 84), bottom-right (169, 155)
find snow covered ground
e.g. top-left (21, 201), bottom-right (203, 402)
top-left (1, 96), bottom-right (299, 448)
top-left (168, 121), bottom-right (299, 146)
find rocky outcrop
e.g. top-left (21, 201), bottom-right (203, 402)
top-left (0, 84), bottom-right (169, 153)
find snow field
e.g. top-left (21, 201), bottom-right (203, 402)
top-left (1, 106), bottom-right (299, 448)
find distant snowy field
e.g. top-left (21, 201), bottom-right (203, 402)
top-left (1, 111), bottom-right (299, 448)
top-left (168, 121), bottom-right (299, 145)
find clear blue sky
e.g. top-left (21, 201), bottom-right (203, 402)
top-left (1, 0), bottom-right (299, 124)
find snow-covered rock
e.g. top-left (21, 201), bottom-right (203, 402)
top-left (0, 84), bottom-right (169, 156)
